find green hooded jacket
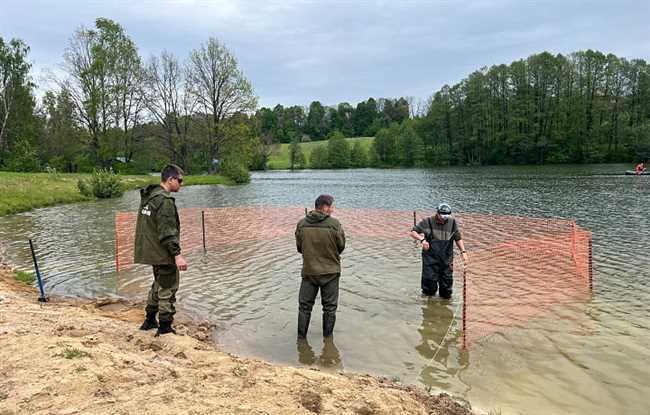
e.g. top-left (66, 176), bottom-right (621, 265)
top-left (133, 184), bottom-right (181, 265)
top-left (295, 210), bottom-right (346, 276)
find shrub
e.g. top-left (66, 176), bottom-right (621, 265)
top-left (350, 141), bottom-right (368, 167)
top-left (77, 168), bottom-right (124, 199)
top-left (5, 139), bottom-right (41, 172)
top-left (327, 130), bottom-right (351, 168)
top-left (309, 144), bottom-right (329, 169)
top-left (219, 160), bottom-right (251, 184)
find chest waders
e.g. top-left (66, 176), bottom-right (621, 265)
top-left (421, 218), bottom-right (455, 299)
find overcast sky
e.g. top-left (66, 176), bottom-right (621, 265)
top-left (1, 0), bottom-right (648, 108)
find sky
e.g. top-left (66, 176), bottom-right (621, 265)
top-left (1, 0), bottom-right (649, 108)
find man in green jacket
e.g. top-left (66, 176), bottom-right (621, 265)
top-left (295, 195), bottom-right (346, 339)
top-left (134, 164), bottom-right (187, 336)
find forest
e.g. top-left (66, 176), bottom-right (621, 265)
top-left (1, 18), bottom-right (649, 179)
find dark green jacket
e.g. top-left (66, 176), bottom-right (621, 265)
top-left (133, 184), bottom-right (181, 265)
top-left (295, 210), bottom-right (346, 276)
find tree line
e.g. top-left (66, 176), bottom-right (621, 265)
top-left (257, 97), bottom-right (411, 144)
top-left (1, 19), bottom-right (649, 177)
top-left (413, 50), bottom-right (650, 166)
top-left (1, 18), bottom-right (261, 182)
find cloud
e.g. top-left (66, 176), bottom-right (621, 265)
top-left (1, 0), bottom-right (648, 107)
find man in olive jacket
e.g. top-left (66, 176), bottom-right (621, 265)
top-left (134, 164), bottom-right (188, 336)
top-left (295, 194), bottom-right (346, 339)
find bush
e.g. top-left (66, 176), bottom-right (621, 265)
top-left (350, 141), bottom-right (369, 167)
top-left (219, 160), bottom-right (251, 184)
top-left (77, 168), bottom-right (124, 199)
top-left (327, 131), bottom-right (351, 168)
top-left (5, 139), bottom-right (41, 172)
top-left (309, 144), bottom-right (329, 169)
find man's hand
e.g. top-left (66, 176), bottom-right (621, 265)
top-left (175, 255), bottom-right (188, 271)
top-left (461, 251), bottom-right (469, 264)
top-left (422, 241), bottom-right (430, 251)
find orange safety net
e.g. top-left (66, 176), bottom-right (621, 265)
top-left (114, 207), bottom-right (592, 348)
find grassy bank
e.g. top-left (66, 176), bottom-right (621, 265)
top-left (0, 172), bottom-right (234, 216)
top-left (267, 136), bottom-right (374, 169)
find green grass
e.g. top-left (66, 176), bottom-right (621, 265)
top-left (14, 270), bottom-right (35, 285)
top-left (0, 172), bottom-right (234, 216)
top-left (267, 136), bottom-right (375, 170)
top-left (56, 346), bottom-right (91, 360)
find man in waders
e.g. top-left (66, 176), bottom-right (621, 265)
top-left (409, 203), bottom-right (468, 299)
top-left (295, 195), bottom-right (346, 339)
top-left (134, 164), bottom-right (187, 336)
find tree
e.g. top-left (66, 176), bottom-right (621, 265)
top-left (306, 101), bottom-right (325, 139)
top-left (309, 144), bottom-right (329, 168)
top-left (350, 140), bottom-right (368, 167)
top-left (60, 18), bottom-right (144, 165)
top-left (186, 37), bottom-right (257, 171)
top-left (0, 36), bottom-right (34, 163)
top-left (289, 136), bottom-right (305, 170)
top-left (327, 130), bottom-right (350, 168)
top-left (41, 89), bottom-right (87, 171)
top-left (145, 51), bottom-right (195, 168)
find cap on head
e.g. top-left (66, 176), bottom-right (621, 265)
top-left (436, 203), bottom-right (452, 215)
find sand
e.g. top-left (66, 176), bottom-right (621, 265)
top-left (0, 266), bottom-right (476, 415)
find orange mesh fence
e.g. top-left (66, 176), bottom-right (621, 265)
top-left (114, 207), bottom-right (592, 348)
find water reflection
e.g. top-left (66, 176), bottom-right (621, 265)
top-left (416, 297), bottom-right (467, 386)
top-left (297, 337), bottom-right (344, 372)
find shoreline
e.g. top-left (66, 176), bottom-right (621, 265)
top-left (0, 265), bottom-right (478, 414)
top-left (0, 172), bottom-right (235, 217)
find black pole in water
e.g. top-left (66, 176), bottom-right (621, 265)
top-left (304, 207), bottom-right (308, 216)
top-left (413, 211), bottom-right (417, 227)
top-left (202, 210), bottom-right (206, 253)
top-left (28, 239), bottom-right (47, 303)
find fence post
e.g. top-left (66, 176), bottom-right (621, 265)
top-left (304, 207), bottom-right (308, 216)
top-left (29, 239), bottom-right (47, 303)
top-left (202, 210), bottom-right (206, 253)
top-left (462, 265), bottom-right (467, 350)
top-left (588, 235), bottom-right (593, 291)
top-left (413, 211), bottom-right (416, 227)
top-left (115, 214), bottom-right (120, 272)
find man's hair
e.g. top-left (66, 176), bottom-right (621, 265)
top-left (315, 194), bottom-right (334, 209)
top-left (161, 164), bottom-right (185, 182)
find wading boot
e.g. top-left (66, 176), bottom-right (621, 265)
top-left (298, 311), bottom-right (311, 339)
top-left (322, 313), bottom-right (336, 338)
top-left (139, 311), bottom-right (158, 331)
top-left (156, 320), bottom-right (176, 336)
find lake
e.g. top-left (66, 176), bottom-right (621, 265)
top-left (1, 164), bottom-right (648, 415)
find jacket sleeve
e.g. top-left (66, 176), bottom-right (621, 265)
top-left (156, 198), bottom-right (181, 257)
top-left (336, 224), bottom-right (346, 254)
top-left (295, 223), bottom-right (302, 253)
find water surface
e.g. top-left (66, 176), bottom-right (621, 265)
top-left (1, 164), bottom-right (648, 415)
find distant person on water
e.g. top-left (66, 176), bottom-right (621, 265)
top-left (295, 194), bottom-right (346, 339)
top-left (134, 164), bottom-right (187, 336)
top-left (409, 203), bottom-right (468, 299)
top-left (635, 161), bottom-right (646, 175)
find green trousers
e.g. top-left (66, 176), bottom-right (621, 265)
top-left (298, 273), bottom-right (340, 338)
top-left (145, 264), bottom-right (179, 323)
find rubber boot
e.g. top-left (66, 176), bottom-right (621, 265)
top-left (322, 313), bottom-right (336, 338)
top-left (298, 311), bottom-right (311, 339)
top-left (156, 320), bottom-right (176, 336)
top-left (139, 311), bottom-right (158, 331)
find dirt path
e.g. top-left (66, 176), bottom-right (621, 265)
top-left (0, 266), bottom-right (476, 415)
